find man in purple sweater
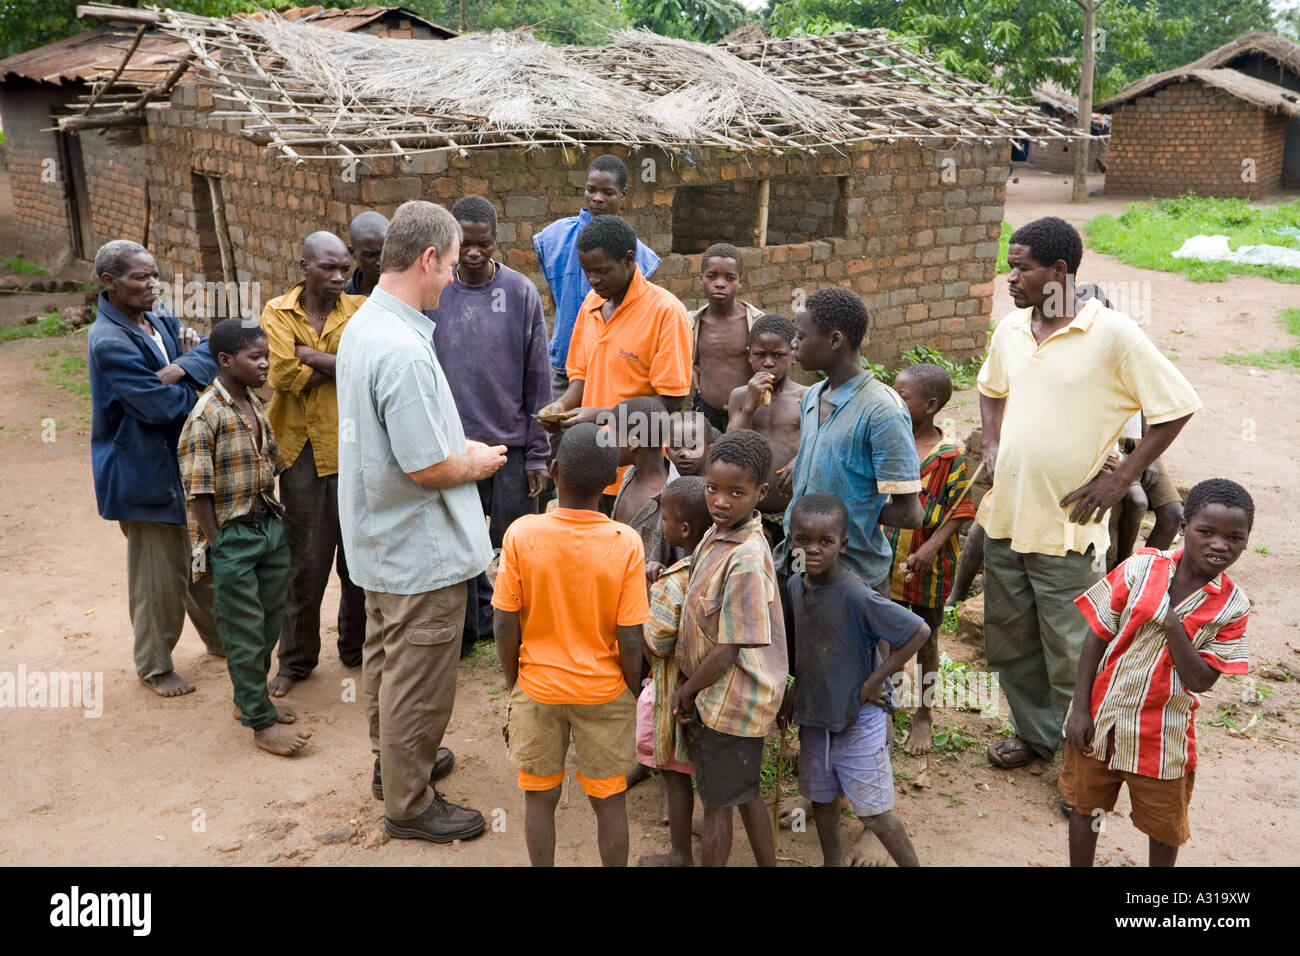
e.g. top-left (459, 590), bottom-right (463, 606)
top-left (428, 195), bottom-right (553, 654)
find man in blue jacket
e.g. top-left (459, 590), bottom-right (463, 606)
top-left (89, 240), bottom-right (223, 697)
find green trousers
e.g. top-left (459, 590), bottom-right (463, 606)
top-left (119, 521), bottom-right (223, 681)
top-left (982, 537), bottom-right (1104, 760)
top-left (211, 516), bottom-right (291, 731)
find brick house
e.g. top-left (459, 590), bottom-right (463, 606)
top-left (1023, 82), bottom-right (1108, 175)
top-left (0, 7), bottom-right (455, 265)
top-left (1099, 33), bottom-right (1300, 197)
top-left (12, 6), bottom-right (1077, 366)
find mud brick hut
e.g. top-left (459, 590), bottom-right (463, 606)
top-left (1022, 82), bottom-right (1108, 174)
top-left (24, 3), bottom-right (1077, 366)
top-left (0, 7), bottom-right (455, 264)
top-left (1099, 33), bottom-right (1300, 197)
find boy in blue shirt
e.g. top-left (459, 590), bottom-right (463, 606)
top-left (786, 493), bottom-right (929, 866)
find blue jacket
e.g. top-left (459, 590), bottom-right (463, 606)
top-left (88, 292), bottom-right (217, 524)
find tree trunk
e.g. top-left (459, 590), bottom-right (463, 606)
top-left (1073, 0), bottom-right (1096, 203)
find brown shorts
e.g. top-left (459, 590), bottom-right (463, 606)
top-left (1058, 741), bottom-right (1195, 846)
top-left (1118, 443), bottom-right (1181, 511)
top-left (506, 683), bottom-right (636, 796)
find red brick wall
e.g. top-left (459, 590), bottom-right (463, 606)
top-left (1106, 79), bottom-right (1288, 197)
top-left (143, 84), bottom-right (1006, 365)
top-left (1027, 137), bottom-right (1107, 174)
top-left (80, 128), bottom-right (149, 250)
top-left (0, 83), bottom-right (74, 259)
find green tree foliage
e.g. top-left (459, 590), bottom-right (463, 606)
top-left (1098, 0), bottom-right (1277, 81)
top-left (425, 0), bottom-right (628, 44)
top-left (623, 0), bottom-right (753, 41)
top-left (0, 0), bottom-right (263, 59)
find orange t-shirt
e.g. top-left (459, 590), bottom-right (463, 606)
top-left (492, 508), bottom-right (651, 705)
top-left (567, 266), bottom-right (692, 494)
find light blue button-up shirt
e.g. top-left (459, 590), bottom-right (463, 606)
top-left (336, 287), bottom-right (493, 595)
top-left (780, 371), bottom-right (922, 588)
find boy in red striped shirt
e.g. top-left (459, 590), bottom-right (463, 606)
top-left (1062, 478), bottom-right (1253, 866)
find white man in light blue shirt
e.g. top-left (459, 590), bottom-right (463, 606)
top-left (337, 200), bottom-right (506, 844)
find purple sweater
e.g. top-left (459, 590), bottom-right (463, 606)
top-left (427, 262), bottom-right (552, 468)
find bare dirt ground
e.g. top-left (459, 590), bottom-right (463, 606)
top-left (2, 166), bottom-right (1297, 867)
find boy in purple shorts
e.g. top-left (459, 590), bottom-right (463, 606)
top-left (786, 493), bottom-right (929, 867)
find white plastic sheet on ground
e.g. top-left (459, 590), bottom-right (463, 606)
top-left (1170, 234), bottom-right (1300, 268)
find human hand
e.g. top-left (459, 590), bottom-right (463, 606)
top-left (1141, 460), bottom-right (1160, 492)
top-left (1066, 707), bottom-right (1095, 752)
top-left (559, 405), bottom-right (601, 430)
top-left (535, 402), bottom-right (577, 434)
top-left (644, 561), bottom-right (665, 586)
top-left (1102, 453), bottom-right (1121, 473)
top-left (777, 686), bottom-right (795, 730)
top-left (776, 456), bottom-right (796, 498)
top-left (526, 466), bottom-right (549, 498)
top-left (858, 676), bottom-right (888, 708)
top-left (743, 371), bottom-right (775, 411)
top-left (1061, 469), bottom-right (1130, 524)
top-left (465, 440), bottom-right (508, 480)
top-left (177, 326), bottom-right (201, 354)
top-left (156, 363), bottom-right (186, 386)
top-left (672, 684), bottom-right (696, 726)
top-left (905, 544), bottom-right (938, 575)
top-left (982, 443), bottom-right (998, 485)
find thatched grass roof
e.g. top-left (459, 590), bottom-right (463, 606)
top-left (72, 2), bottom-right (1081, 164)
top-left (1098, 32), bottom-right (1300, 113)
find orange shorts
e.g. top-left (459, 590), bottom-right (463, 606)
top-left (1058, 741), bottom-right (1195, 847)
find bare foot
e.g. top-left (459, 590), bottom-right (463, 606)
top-left (779, 795), bottom-right (813, 830)
top-left (905, 711), bottom-right (933, 755)
top-left (253, 723), bottom-right (312, 756)
top-left (638, 851), bottom-right (693, 867)
top-left (845, 827), bottom-right (892, 867)
top-left (267, 674), bottom-right (295, 697)
top-left (232, 704), bottom-right (296, 724)
top-left (142, 672), bottom-right (194, 697)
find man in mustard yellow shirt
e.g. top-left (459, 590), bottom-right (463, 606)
top-left (262, 231), bottom-right (368, 696)
top-left (977, 217), bottom-right (1200, 769)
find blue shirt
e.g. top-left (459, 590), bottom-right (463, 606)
top-left (780, 371), bottom-right (921, 588)
top-left (427, 262), bottom-right (552, 468)
top-left (533, 208), bottom-right (661, 371)
top-left (789, 570), bottom-right (923, 732)
top-left (336, 287), bottom-right (493, 595)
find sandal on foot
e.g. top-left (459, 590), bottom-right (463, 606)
top-left (987, 736), bottom-right (1038, 768)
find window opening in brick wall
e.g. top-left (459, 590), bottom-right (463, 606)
top-left (57, 130), bottom-right (94, 260)
top-left (671, 175), bottom-right (848, 253)
top-left (191, 171), bottom-right (237, 314)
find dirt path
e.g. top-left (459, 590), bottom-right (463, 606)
top-left (2, 167), bottom-right (1297, 866)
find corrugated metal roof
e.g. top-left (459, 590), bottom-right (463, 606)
top-left (0, 6), bottom-right (455, 87)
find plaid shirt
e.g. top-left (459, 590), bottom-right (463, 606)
top-left (178, 378), bottom-right (283, 568)
top-left (1074, 548), bottom-right (1250, 779)
top-left (645, 555), bottom-right (693, 766)
top-left (677, 512), bottom-right (788, 738)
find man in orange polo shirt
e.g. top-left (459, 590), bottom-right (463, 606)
top-left (539, 215), bottom-right (691, 507)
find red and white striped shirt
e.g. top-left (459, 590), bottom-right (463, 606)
top-left (1073, 548), bottom-right (1250, 779)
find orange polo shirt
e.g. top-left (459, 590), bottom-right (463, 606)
top-left (566, 266), bottom-right (691, 494)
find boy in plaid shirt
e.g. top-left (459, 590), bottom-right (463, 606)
top-left (1063, 479), bottom-right (1253, 865)
top-left (179, 318), bottom-right (310, 756)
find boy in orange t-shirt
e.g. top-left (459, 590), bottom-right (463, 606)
top-left (493, 423), bottom-right (650, 866)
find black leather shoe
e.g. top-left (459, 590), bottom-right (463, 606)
top-left (383, 792), bottom-right (485, 843)
top-left (371, 749), bottom-right (455, 800)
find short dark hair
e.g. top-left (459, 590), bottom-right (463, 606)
top-left (896, 362), bottom-right (953, 409)
top-left (612, 396), bottom-right (668, 448)
top-left (790, 493), bottom-right (850, 537)
top-left (669, 410), bottom-right (721, 447)
top-left (452, 195), bottom-right (498, 237)
top-left (805, 287), bottom-right (869, 350)
top-left (1075, 281), bottom-right (1112, 308)
top-left (208, 318), bottom-right (266, 360)
top-left (588, 154), bottom-right (629, 190)
top-left (577, 214), bottom-right (637, 262)
top-left (706, 429), bottom-right (772, 487)
top-left (556, 423), bottom-right (619, 497)
top-left (749, 313), bottom-right (795, 346)
top-left (1010, 216), bottom-right (1083, 275)
top-left (1185, 478), bottom-right (1254, 531)
top-left (701, 242), bottom-right (743, 276)
top-left (661, 475), bottom-right (711, 531)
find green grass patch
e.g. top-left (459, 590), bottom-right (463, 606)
top-left (996, 219), bottom-right (1012, 275)
top-left (1084, 195), bottom-right (1300, 283)
top-left (0, 312), bottom-right (70, 343)
top-left (1222, 307), bottom-right (1300, 372)
top-left (862, 347), bottom-right (985, 390)
top-left (3, 255), bottom-right (45, 276)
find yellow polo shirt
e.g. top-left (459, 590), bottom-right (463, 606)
top-left (261, 283), bottom-right (365, 476)
top-left (976, 298), bottom-right (1200, 557)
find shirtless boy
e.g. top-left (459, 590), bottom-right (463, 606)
top-left (688, 243), bottom-right (764, 434)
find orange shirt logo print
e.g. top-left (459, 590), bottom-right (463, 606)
top-left (619, 348), bottom-right (640, 362)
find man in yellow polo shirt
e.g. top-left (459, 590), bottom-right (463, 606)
top-left (539, 215), bottom-right (691, 507)
top-left (977, 217), bottom-right (1200, 770)
top-left (261, 231), bottom-right (368, 696)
